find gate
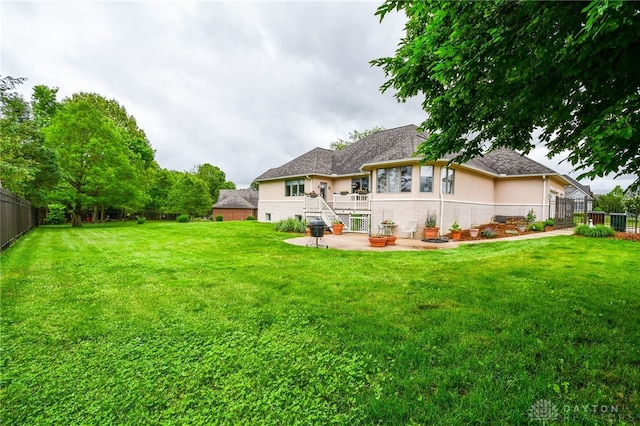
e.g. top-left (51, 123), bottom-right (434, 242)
top-left (554, 197), bottom-right (575, 229)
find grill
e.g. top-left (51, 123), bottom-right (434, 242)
top-left (306, 218), bottom-right (328, 248)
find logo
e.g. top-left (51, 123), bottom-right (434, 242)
top-left (528, 399), bottom-right (560, 423)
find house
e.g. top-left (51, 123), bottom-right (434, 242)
top-left (254, 125), bottom-right (571, 236)
top-left (212, 189), bottom-right (258, 221)
top-left (563, 174), bottom-right (594, 213)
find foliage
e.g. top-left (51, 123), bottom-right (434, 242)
top-left (215, 215), bottom-right (224, 222)
top-left (2, 222), bottom-right (638, 424)
top-left (544, 218), bottom-right (555, 227)
top-left (44, 203), bottom-right (67, 225)
top-left (165, 173), bottom-right (212, 218)
top-left (481, 227), bottom-right (497, 238)
top-left (176, 214), bottom-right (189, 223)
top-left (424, 211), bottom-right (437, 227)
top-left (372, 1), bottom-right (640, 190)
top-left (245, 215), bottom-right (256, 221)
top-left (195, 163), bottom-right (235, 204)
top-left (449, 220), bottom-right (460, 231)
top-left (274, 217), bottom-right (307, 233)
top-left (137, 216), bottom-right (146, 225)
top-left (330, 126), bottom-right (385, 150)
top-left (528, 222), bottom-right (546, 232)
top-left (0, 76), bottom-right (60, 203)
top-left (595, 185), bottom-right (626, 213)
top-left (575, 224), bottom-right (616, 238)
top-left (526, 209), bottom-right (537, 224)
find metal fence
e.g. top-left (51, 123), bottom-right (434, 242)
top-left (570, 195), bottom-right (639, 233)
top-left (1, 188), bottom-right (38, 250)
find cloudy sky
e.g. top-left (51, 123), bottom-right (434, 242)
top-left (2, 1), bottom-right (634, 193)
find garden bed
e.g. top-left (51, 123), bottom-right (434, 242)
top-left (443, 223), bottom-right (538, 241)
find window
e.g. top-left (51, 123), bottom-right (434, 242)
top-left (351, 177), bottom-right (369, 193)
top-left (377, 166), bottom-right (412, 193)
top-left (265, 213), bottom-right (271, 221)
top-left (420, 166), bottom-right (433, 192)
top-left (441, 167), bottom-right (455, 194)
top-left (285, 179), bottom-right (305, 196)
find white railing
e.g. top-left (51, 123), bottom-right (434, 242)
top-left (333, 194), bottom-right (370, 211)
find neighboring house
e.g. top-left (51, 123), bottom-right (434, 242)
top-left (212, 189), bottom-right (258, 221)
top-left (563, 174), bottom-right (594, 213)
top-left (254, 124), bottom-right (571, 236)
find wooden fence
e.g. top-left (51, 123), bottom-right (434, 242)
top-left (1, 188), bottom-right (38, 250)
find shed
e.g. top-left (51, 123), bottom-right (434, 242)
top-left (213, 189), bottom-right (259, 221)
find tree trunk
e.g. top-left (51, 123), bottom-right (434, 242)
top-left (92, 205), bottom-right (98, 223)
top-left (72, 202), bottom-right (83, 227)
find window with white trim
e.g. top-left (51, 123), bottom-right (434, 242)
top-left (441, 167), bottom-right (455, 194)
top-left (285, 179), bottom-right (305, 196)
top-left (377, 166), bottom-right (412, 193)
top-left (420, 165), bottom-right (433, 192)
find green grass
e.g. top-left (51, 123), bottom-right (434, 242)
top-left (1, 221), bottom-right (639, 425)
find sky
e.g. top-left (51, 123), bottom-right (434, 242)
top-left (2, 0), bottom-right (635, 194)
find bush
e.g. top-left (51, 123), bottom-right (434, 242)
top-left (246, 215), bottom-right (256, 221)
top-left (215, 215), bottom-right (224, 222)
top-left (274, 218), bottom-right (307, 233)
top-left (177, 214), bottom-right (189, 223)
top-left (44, 204), bottom-right (67, 225)
top-left (481, 227), bottom-right (497, 238)
top-left (575, 224), bottom-right (615, 237)
top-left (137, 216), bottom-right (146, 225)
top-left (528, 222), bottom-right (545, 232)
top-left (544, 218), bottom-right (554, 227)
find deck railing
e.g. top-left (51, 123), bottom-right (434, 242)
top-left (333, 193), bottom-right (370, 212)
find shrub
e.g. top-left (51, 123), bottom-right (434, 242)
top-left (177, 214), bottom-right (189, 223)
top-left (528, 222), bottom-right (545, 232)
top-left (274, 218), bottom-right (307, 233)
top-left (575, 224), bottom-right (615, 237)
top-left (526, 209), bottom-right (536, 223)
top-left (481, 227), bottom-right (497, 238)
top-left (544, 218), bottom-right (554, 227)
top-left (137, 216), bottom-right (146, 225)
top-left (245, 215), bottom-right (256, 221)
top-left (215, 215), bottom-right (224, 222)
top-left (44, 204), bottom-right (67, 225)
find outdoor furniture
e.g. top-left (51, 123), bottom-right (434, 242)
top-left (400, 219), bottom-right (418, 238)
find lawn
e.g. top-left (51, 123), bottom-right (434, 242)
top-left (1, 221), bottom-right (639, 425)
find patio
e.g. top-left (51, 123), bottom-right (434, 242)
top-left (285, 229), bottom-right (573, 251)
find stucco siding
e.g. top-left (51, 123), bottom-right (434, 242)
top-left (257, 200), bottom-right (305, 222)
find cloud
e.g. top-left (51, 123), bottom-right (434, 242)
top-left (1, 1), bottom-right (634, 193)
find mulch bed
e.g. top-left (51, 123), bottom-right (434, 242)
top-left (440, 224), bottom-right (639, 242)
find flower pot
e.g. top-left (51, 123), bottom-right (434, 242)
top-left (368, 236), bottom-right (387, 247)
top-left (332, 223), bottom-right (344, 235)
top-left (423, 227), bottom-right (439, 239)
top-left (469, 228), bottom-right (479, 238)
top-left (386, 235), bottom-right (397, 245)
top-left (451, 229), bottom-right (462, 240)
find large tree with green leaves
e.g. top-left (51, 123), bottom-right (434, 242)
top-left (0, 76), bottom-right (59, 205)
top-left (165, 172), bottom-right (212, 218)
top-left (44, 93), bottom-right (155, 226)
top-left (371, 1), bottom-right (640, 189)
top-left (195, 163), bottom-right (235, 204)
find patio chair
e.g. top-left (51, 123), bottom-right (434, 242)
top-left (400, 219), bottom-right (418, 238)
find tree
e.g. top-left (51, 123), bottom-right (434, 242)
top-left (195, 163), bottom-right (235, 204)
top-left (165, 172), bottom-right (212, 218)
top-left (0, 76), bottom-right (59, 204)
top-left (330, 126), bottom-right (385, 150)
top-left (44, 93), bottom-right (152, 226)
top-left (595, 185), bottom-right (625, 213)
top-left (371, 1), bottom-right (640, 189)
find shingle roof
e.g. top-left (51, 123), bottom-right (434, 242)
top-left (563, 174), bottom-right (593, 198)
top-left (213, 189), bottom-right (259, 209)
top-left (254, 124), bottom-right (561, 181)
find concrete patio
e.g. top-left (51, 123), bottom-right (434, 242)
top-left (285, 229), bottom-right (574, 251)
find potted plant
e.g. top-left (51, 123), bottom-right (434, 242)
top-left (332, 219), bottom-right (344, 235)
top-left (450, 220), bottom-right (462, 240)
top-left (423, 211), bottom-right (439, 239)
top-left (469, 224), bottom-right (480, 238)
top-left (368, 234), bottom-right (387, 247)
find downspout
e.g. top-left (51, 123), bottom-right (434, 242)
top-left (542, 175), bottom-right (547, 220)
top-left (439, 171), bottom-right (445, 236)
